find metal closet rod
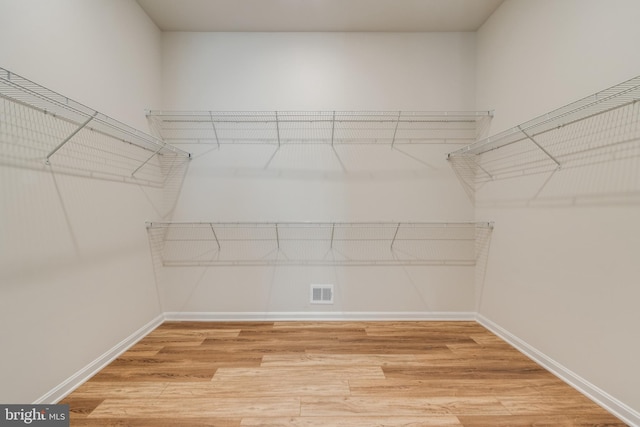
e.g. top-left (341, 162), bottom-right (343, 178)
top-left (147, 110), bottom-right (493, 124)
top-left (147, 110), bottom-right (493, 117)
top-left (0, 67), bottom-right (190, 159)
top-left (146, 221), bottom-right (494, 228)
top-left (448, 74), bottom-right (640, 158)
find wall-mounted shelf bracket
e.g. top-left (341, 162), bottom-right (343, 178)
top-left (518, 126), bottom-right (561, 169)
top-left (330, 223), bottom-right (335, 249)
top-left (131, 143), bottom-right (165, 177)
top-left (390, 111), bottom-right (401, 149)
top-left (210, 111), bottom-right (220, 149)
top-left (330, 111), bottom-right (336, 146)
top-left (472, 156), bottom-right (494, 179)
top-left (390, 222), bottom-right (401, 250)
top-left (210, 224), bottom-right (221, 251)
top-left (275, 111), bottom-right (281, 148)
top-left (44, 112), bottom-right (98, 165)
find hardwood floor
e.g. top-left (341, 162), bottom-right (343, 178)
top-left (61, 321), bottom-right (626, 426)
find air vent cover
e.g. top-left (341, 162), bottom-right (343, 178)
top-left (310, 284), bottom-right (334, 304)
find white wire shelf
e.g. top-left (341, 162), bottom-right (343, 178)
top-left (447, 75), bottom-right (640, 201)
top-left (147, 110), bottom-right (492, 147)
top-left (0, 67), bottom-right (190, 186)
top-left (146, 221), bottom-right (494, 267)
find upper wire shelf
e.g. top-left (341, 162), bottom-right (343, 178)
top-left (446, 75), bottom-right (640, 201)
top-left (147, 110), bottom-right (493, 147)
top-left (0, 67), bottom-right (190, 186)
top-left (146, 221), bottom-right (494, 267)
top-left (449, 75), bottom-right (640, 157)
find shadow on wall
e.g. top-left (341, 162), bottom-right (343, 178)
top-left (474, 224), bottom-right (493, 312)
top-left (0, 90), bottom-right (191, 285)
top-left (449, 100), bottom-right (640, 208)
top-left (150, 264), bottom-right (479, 314)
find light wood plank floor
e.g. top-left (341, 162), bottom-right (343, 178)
top-left (62, 321), bottom-right (626, 426)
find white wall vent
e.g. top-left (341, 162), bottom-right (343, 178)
top-left (310, 284), bottom-right (334, 304)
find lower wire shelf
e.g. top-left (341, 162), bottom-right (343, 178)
top-left (146, 221), bottom-right (494, 267)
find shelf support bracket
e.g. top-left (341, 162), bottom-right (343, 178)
top-left (330, 223), bottom-right (335, 249)
top-left (328, 112), bottom-right (345, 171)
top-left (330, 111), bottom-right (336, 146)
top-left (519, 126), bottom-right (561, 168)
top-left (210, 111), bottom-right (220, 149)
top-left (275, 111), bottom-right (281, 148)
top-left (45, 112), bottom-right (98, 164)
top-left (132, 143), bottom-right (165, 177)
top-left (210, 223), bottom-right (221, 251)
top-left (471, 156), bottom-right (494, 179)
top-left (275, 223), bottom-right (280, 250)
top-left (390, 223), bottom-right (401, 250)
top-left (390, 111), bottom-right (401, 148)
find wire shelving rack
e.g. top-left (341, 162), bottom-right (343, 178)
top-left (146, 110), bottom-right (493, 148)
top-left (146, 221), bottom-right (494, 267)
top-left (447, 75), bottom-right (640, 202)
top-left (0, 67), bottom-right (190, 186)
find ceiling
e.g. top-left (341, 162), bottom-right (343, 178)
top-left (136, 0), bottom-right (504, 32)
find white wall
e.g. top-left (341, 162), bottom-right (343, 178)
top-left (0, 0), bottom-right (163, 403)
top-left (476, 0), bottom-right (640, 415)
top-left (0, 0), bottom-right (162, 129)
top-left (162, 32), bottom-right (476, 111)
top-left (158, 32), bottom-right (478, 315)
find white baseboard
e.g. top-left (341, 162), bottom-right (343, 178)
top-left (163, 311), bottom-right (476, 322)
top-left (34, 314), bottom-right (165, 405)
top-left (476, 314), bottom-right (640, 427)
